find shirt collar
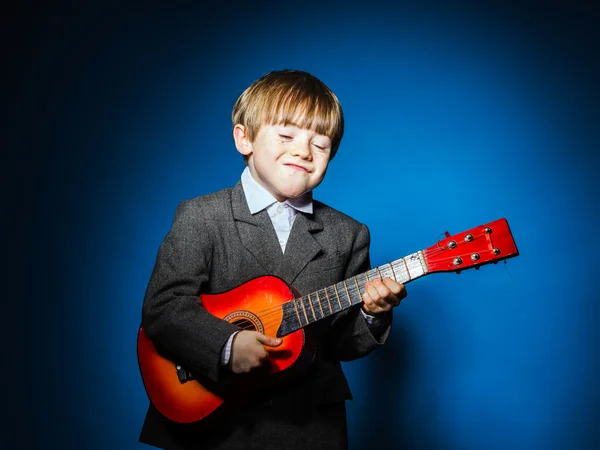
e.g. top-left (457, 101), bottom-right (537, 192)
top-left (241, 167), bottom-right (313, 215)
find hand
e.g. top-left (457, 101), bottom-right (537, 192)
top-left (230, 330), bottom-right (282, 374)
top-left (361, 277), bottom-right (407, 315)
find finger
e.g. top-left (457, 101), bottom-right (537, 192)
top-left (364, 281), bottom-right (382, 302)
top-left (366, 279), bottom-right (401, 309)
top-left (371, 278), bottom-right (393, 299)
top-left (381, 278), bottom-right (402, 293)
top-left (362, 283), bottom-right (386, 314)
top-left (256, 333), bottom-right (282, 347)
top-left (365, 279), bottom-right (393, 308)
top-left (382, 278), bottom-right (407, 298)
top-left (361, 297), bottom-right (382, 315)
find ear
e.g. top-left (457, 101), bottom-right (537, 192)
top-left (233, 124), bottom-right (252, 157)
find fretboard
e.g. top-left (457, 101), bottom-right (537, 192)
top-left (277, 251), bottom-right (428, 336)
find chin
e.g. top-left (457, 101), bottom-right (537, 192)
top-left (279, 189), bottom-right (307, 199)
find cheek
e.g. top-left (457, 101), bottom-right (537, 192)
top-left (257, 145), bottom-right (283, 163)
top-left (313, 156), bottom-right (329, 175)
top-left (253, 150), bottom-right (273, 168)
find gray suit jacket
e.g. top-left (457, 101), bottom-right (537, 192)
top-left (139, 182), bottom-right (392, 449)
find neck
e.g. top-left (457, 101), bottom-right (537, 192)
top-left (277, 251), bottom-right (428, 336)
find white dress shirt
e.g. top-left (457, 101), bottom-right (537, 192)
top-left (241, 166), bottom-right (313, 253)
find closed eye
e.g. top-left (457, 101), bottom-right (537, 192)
top-left (279, 134), bottom-right (292, 140)
top-left (312, 142), bottom-right (330, 151)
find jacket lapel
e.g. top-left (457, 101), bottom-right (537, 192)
top-left (280, 211), bottom-right (324, 285)
top-left (231, 183), bottom-right (284, 276)
top-left (231, 182), bottom-right (324, 285)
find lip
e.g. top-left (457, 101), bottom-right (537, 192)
top-left (284, 163), bottom-right (311, 173)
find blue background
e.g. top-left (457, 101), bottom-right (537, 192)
top-left (9, 1), bottom-right (599, 449)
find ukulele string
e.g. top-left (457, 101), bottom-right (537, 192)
top-left (238, 234), bottom-right (491, 332)
top-left (229, 233), bottom-right (504, 333)
top-left (423, 234), bottom-right (489, 256)
top-left (229, 282), bottom-right (367, 333)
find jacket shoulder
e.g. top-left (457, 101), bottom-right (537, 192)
top-left (175, 187), bottom-right (234, 220)
top-left (313, 199), bottom-right (366, 231)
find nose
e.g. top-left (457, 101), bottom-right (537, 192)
top-left (291, 139), bottom-right (312, 160)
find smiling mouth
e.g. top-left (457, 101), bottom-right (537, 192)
top-left (285, 164), bottom-right (310, 173)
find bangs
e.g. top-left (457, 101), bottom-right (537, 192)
top-left (263, 88), bottom-right (342, 140)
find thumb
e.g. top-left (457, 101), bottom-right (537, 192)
top-left (256, 333), bottom-right (282, 347)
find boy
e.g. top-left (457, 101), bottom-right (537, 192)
top-left (139, 69), bottom-right (406, 449)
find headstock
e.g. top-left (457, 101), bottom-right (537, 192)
top-left (423, 218), bottom-right (519, 273)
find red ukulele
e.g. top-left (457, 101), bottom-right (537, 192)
top-left (137, 218), bottom-right (519, 424)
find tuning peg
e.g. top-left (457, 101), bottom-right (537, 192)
top-left (456, 270), bottom-right (462, 274)
top-left (445, 231), bottom-right (451, 238)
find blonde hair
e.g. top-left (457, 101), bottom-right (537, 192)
top-left (232, 69), bottom-right (344, 159)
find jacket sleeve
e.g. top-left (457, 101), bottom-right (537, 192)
top-left (141, 200), bottom-right (239, 383)
top-left (326, 223), bottom-right (393, 362)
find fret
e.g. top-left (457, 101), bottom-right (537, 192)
top-left (311, 293), bottom-right (323, 321)
top-left (278, 301), bottom-right (303, 336)
top-left (391, 259), bottom-right (410, 284)
top-left (376, 264), bottom-right (394, 280)
top-left (409, 252), bottom-right (427, 278)
top-left (315, 291), bottom-right (325, 318)
top-left (322, 287), bottom-right (334, 315)
top-left (343, 280), bottom-right (352, 305)
top-left (292, 298), bottom-right (303, 327)
top-left (389, 252), bottom-right (427, 283)
top-left (332, 284), bottom-right (343, 311)
top-left (388, 262), bottom-right (398, 281)
top-left (323, 286), bottom-right (335, 313)
top-left (336, 281), bottom-right (351, 308)
top-left (344, 277), bottom-right (358, 305)
top-left (353, 276), bottom-right (361, 298)
top-left (355, 272), bottom-right (369, 289)
top-left (306, 293), bottom-right (317, 322)
top-left (366, 268), bottom-right (380, 281)
top-left (402, 257), bottom-right (411, 281)
top-left (399, 259), bottom-right (410, 282)
top-left (324, 286), bottom-right (337, 313)
top-left (376, 267), bottom-right (383, 279)
top-left (297, 297), bottom-right (309, 325)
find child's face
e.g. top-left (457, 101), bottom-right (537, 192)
top-left (234, 123), bottom-right (332, 202)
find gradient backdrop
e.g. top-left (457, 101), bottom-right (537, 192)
top-left (9, 1), bottom-right (599, 449)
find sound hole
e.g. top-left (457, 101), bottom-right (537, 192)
top-left (223, 310), bottom-right (264, 334)
top-left (230, 318), bottom-right (256, 331)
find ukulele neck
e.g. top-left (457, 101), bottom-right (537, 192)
top-left (277, 251), bottom-right (428, 336)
